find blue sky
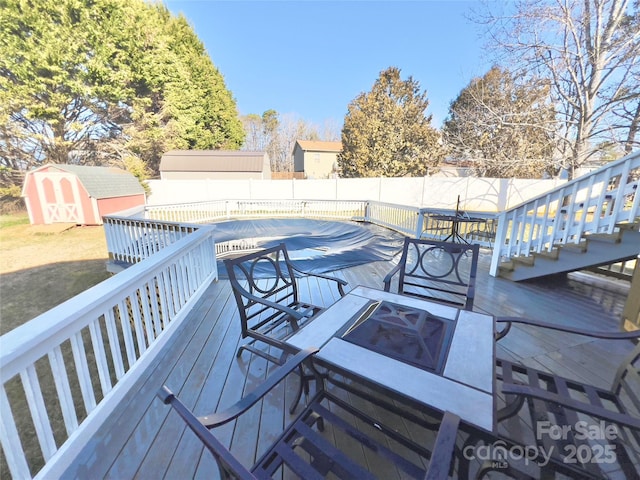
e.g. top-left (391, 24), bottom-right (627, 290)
top-left (164, 1), bottom-right (494, 129)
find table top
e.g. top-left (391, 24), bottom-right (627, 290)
top-left (431, 213), bottom-right (486, 223)
top-left (287, 286), bottom-right (495, 432)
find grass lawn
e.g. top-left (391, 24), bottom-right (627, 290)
top-left (0, 212), bottom-right (111, 335)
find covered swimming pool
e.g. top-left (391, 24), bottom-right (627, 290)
top-left (211, 218), bottom-right (405, 277)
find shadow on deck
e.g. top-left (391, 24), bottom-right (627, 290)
top-left (63, 250), bottom-right (635, 478)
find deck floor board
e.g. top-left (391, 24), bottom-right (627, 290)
top-left (62, 249), bottom-right (634, 479)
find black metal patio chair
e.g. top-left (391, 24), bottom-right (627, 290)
top-left (224, 243), bottom-right (348, 365)
top-left (383, 238), bottom-right (480, 311)
top-left (493, 317), bottom-right (640, 479)
top-left (157, 348), bottom-right (462, 480)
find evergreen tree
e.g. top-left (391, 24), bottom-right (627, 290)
top-left (443, 66), bottom-right (557, 178)
top-left (0, 0), bottom-right (244, 179)
top-left (338, 67), bottom-right (444, 178)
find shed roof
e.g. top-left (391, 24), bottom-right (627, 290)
top-left (295, 141), bottom-right (343, 153)
top-left (160, 150), bottom-right (267, 172)
top-left (33, 164), bottom-right (145, 199)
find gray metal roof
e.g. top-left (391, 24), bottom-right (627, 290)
top-left (160, 150), bottom-right (268, 172)
top-left (51, 164), bottom-right (145, 199)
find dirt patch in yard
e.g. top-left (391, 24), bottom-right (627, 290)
top-left (0, 213), bottom-right (111, 335)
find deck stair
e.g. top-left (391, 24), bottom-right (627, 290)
top-left (498, 219), bottom-right (640, 281)
top-left (490, 150), bottom-right (640, 281)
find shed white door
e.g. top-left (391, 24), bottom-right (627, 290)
top-left (34, 172), bottom-right (82, 223)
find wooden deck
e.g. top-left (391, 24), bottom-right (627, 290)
top-left (61, 250), bottom-right (636, 479)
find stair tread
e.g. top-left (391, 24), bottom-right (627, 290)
top-left (512, 255), bottom-right (535, 266)
top-left (533, 249), bottom-right (560, 260)
top-left (560, 242), bottom-right (588, 252)
top-left (497, 227), bottom-right (638, 280)
top-left (584, 232), bottom-right (622, 243)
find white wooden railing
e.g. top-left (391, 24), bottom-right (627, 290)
top-left (103, 215), bottom-right (200, 265)
top-left (102, 200), bottom-right (498, 267)
top-left (490, 151), bottom-right (640, 275)
top-left (365, 201), bottom-right (422, 236)
top-left (144, 199), bottom-right (369, 223)
top-left (0, 228), bottom-right (217, 479)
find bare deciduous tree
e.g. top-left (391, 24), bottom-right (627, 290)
top-left (241, 111), bottom-right (321, 171)
top-left (478, 0), bottom-right (640, 178)
top-left (271, 114), bottom-right (319, 172)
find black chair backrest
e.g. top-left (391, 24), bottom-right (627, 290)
top-left (224, 243), bottom-right (299, 338)
top-left (397, 238), bottom-right (479, 310)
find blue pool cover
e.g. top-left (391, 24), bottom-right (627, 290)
top-left (212, 218), bottom-right (405, 277)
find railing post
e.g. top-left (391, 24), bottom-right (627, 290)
top-left (489, 212), bottom-right (508, 277)
top-left (415, 210), bottom-right (425, 239)
top-left (610, 159), bottom-right (631, 233)
top-left (622, 256), bottom-right (640, 330)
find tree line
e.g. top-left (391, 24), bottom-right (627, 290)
top-left (240, 110), bottom-right (340, 172)
top-left (1, 0), bottom-right (638, 201)
top-left (339, 0), bottom-right (638, 179)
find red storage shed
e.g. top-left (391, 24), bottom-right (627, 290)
top-left (22, 164), bottom-right (146, 225)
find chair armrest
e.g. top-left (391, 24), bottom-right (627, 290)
top-left (289, 264), bottom-right (348, 296)
top-left (158, 348), bottom-right (319, 429)
top-left (156, 388), bottom-right (257, 479)
top-left (501, 383), bottom-right (640, 431)
top-left (232, 280), bottom-right (309, 321)
top-left (198, 347), bottom-right (319, 427)
top-left (424, 411), bottom-right (460, 480)
top-left (495, 316), bottom-right (640, 341)
top-left (383, 264), bottom-right (401, 291)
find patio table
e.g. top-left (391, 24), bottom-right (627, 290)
top-left (287, 285), bottom-right (496, 432)
top-left (430, 213), bottom-right (487, 244)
